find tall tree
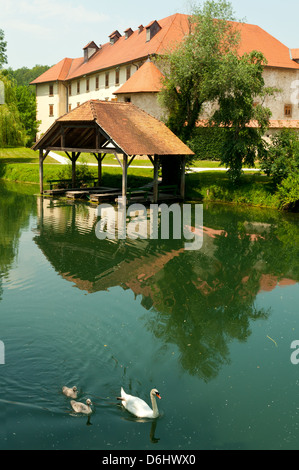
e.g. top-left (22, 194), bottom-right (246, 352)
top-left (158, 0), bottom-right (240, 143)
top-left (210, 50), bottom-right (274, 182)
top-left (158, 0), bottom-right (275, 182)
top-left (0, 29), bottom-right (7, 68)
top-left (0, 73), bottom-right (27, 147)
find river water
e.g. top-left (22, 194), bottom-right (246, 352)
top-left (0, 181), bottom-right (298, 450)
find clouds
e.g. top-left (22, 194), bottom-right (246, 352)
top-left (0, 0), bottom-right (110, 68)
top-left (1, 0), bottom-right (109, 27)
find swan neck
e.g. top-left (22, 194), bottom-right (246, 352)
top-left (151, 393), bottom-right (159, 418)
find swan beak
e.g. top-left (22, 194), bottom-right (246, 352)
top-left (156, 393), bottom-right (161, 399)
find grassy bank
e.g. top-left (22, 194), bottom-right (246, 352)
top-left (0, 147), bottom-right (283, 210)
top-left (185, 171), bottom-right (281, 209)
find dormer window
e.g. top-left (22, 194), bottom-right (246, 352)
top-left (83, 41), bottom-right (99, 63)
top-left (146, 20), bottom-right (161, 42)
top-left (124, 28), bottom-right (133, 39)
top-left (109, 31), bottom-right (121, 45)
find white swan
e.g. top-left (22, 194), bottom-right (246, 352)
top-left (118, 388), bottom-right (161, 418)
top-left (62, 386), bottom-right (78, 399)
top-left (70, 398), bottom-right (93, 415)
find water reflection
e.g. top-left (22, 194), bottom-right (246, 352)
top-left (0, 182), bottom-right (37, 301)
top-left (33, 197), bottom-right (299, 383)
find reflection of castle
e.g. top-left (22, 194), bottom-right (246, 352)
top-left (35, 197), bottom-right (299, 381)
top-left (36, 197), bottom-right (297, 303)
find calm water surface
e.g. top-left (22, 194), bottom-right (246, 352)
top-left (0, 181), bottom-right (299, 450)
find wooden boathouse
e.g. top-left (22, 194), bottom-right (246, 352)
top-left (32, 100), bottom-right (194, 203)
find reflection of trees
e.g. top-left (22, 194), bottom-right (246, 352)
top-left (34, 199), bottom-right (299, 382)
top-left (142, 205), bottom-right (299, 382)
top-left (0, 182), bottom-right (36, 301)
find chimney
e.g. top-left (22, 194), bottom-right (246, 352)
top-left (138, 25), bottom-right (144, 34)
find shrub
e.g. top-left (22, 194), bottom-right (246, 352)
top-left (57, 160), bottom-right (96, 187)
top-left (260, 129), bottom-right (299, 186)
top-left (188, 127), bottom-right (227, 161)
top-left (277, 173), bottom-right (299, 211)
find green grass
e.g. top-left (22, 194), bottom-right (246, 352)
top-left (0, 147), bottom-right (58, 164)
top-left (185, 171), bottom-right (280, 209)
top-left (0, 147), bottom-right (280, 209)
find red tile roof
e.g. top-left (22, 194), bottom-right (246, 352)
top-left (196, 119), bottom-right (299, 129)
top-left (31, 13), bottom-right (299, 86)
top-left (291, 48), bottom-right (299, 60)
top-left (236, 22), bottom-right (299, 69)
top-left (33, 100), bottom-right (195, 156)
top-left (114, 61), bottom-right (164, 94)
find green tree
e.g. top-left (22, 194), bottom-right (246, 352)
top-left (0, 73), bottom-right (27, 147)
top-left (158, 0), bottom-right (276, 183)
top-left (260, 129), bottom-right (299, 185)
top-left (6, 64), bottom-right (50, 87)
top-left (15, 85), bottom-right (39, 145)
top-left (158, 0), bottom-right (240, 143)
top-left (211, 50), bottom-right (274, 182)
top-left (0, 29), bottom-right (7, 68)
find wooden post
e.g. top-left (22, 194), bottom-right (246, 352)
top-left (122, 154), bottom-right (128, 204)
top-left (39, 149), bottom-right (44, 194)
top-left (153, 155), bottom-right (159, 203)
top-left (98, 153), bottom-right (102, 186)
top-left (71, 152), bottom-right (78, 188)
top-left (180, 155), bottom-right (186, 199)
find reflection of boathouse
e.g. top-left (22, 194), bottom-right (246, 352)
top-left (35, 197), bottom-right (297, 305)
top-left (34, 198), bottom-right (298, 381)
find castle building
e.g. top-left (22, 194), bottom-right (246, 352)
top-left (31, 13), bottom-right (299, 138)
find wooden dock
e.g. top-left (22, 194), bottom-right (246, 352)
top-left (43, 185), bottom-right (182, 204)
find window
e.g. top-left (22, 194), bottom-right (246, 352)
top-left (86, 78), bottom-right (90, 93)
top-left (126, 66), bottom-right (131, 81)
top-left (115, 69), bottom-right (120, 86)
top-left (95, 76), bottom-right (99, 90)
top-left (284, 104), bottom-right (292, 117)
top-left (105, 72), bottom-right (109, 88)
top-left (49, 84), bottom-right (54, 97)
top-left (68, 84), bottom-right (72, 96)
top-left (49, 104), bottom-right (54, 117)
top-left (77, 81), bottom-right (80, 94)
top-left (125, 97), bottom-right (131, 103)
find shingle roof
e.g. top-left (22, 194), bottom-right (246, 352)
top-left (291, 48), bottom-right (299, 60)
top-left (236, 22), bottom-right (299, 69)
top-left (30, 13), bottom-right (299, 86)
top-left (114, 61), bottom-right (164, 94)
top-left (33, 100), bottom-right (194, 156)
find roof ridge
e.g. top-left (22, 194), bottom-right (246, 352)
top-left (89, 100), bottom-right (98, 120)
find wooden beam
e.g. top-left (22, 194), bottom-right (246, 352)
top-left (71, 152), bottom-right (80, 188)
top-left (39, 149), bottom-right (44, 194)
top-left (153, 155), bottom-right (159, 203)
top-left (128, 155), bottom-right (136, 168)
top-left (97, 153), bottom-right (102, 186)
top-left (122, 154), bottom-right (128, 203)
top-left (47, 146), bottom-right (123, 154)
top-left (147, 155), bottom-right (154, 166)
top-left (180, 155), bottom-right (186, 199)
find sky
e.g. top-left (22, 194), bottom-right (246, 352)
top-left (1, 0), bottom-right (298, 70)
